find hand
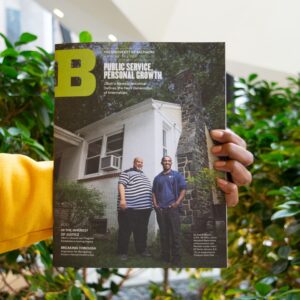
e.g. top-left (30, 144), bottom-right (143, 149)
top-left (210, 129), bottom-right (253, 207)
top-left (170, 202), bottom-right (180, 209)
top-left (153, 200), bottom-right (159, 209)
top-left (120, 200), bottom-right (127, 210)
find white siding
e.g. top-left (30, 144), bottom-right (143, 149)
top-left (58, 144), bottom-right (82, 180)
top-left (56, 99), bottom-right (182, 236)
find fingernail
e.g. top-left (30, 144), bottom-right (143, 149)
top-left (215, 161), bottom-right (226, 167)
top-left (217, 178), bottom-right (228, 186)
top-left (212, 145), bottom-right (222, 153)
top-left (211, 130), bottom-right (224, 138)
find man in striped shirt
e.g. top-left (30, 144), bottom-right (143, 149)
top-left (117, 157), bottom-right (153, 260)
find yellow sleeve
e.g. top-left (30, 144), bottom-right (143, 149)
top-left (0, 154), bottom-right (53, 254)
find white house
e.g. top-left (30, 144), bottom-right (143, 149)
top-left (54, 98), bottom-right (182, 238)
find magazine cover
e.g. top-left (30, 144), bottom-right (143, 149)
top-left (53, 42), bottom-right (226, 268)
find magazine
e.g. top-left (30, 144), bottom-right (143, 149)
top-left (53, 42), bottom-right (227, 267)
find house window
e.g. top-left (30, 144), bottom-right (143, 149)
top-left (84, 131), bottom-right (124, 176)
top-left (106, 132), bottom-right (123, 157)
top-left (105, 131), bottom-right (124, 169)
top-left (85, 139), bottom-right (102, 175)
top-left (163, 129), bottom-right (168, 156)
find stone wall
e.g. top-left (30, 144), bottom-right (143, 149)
top-left (174, 69), bottom-right (214, 233)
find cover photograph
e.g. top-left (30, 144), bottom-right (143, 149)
top-left (53, 42), bottom-right (226, 268)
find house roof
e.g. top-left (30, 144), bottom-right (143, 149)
top-left (76, 98), bottom-right (181, 134)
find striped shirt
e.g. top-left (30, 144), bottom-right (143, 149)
top-left (118, 168), bottom-right (152, 210)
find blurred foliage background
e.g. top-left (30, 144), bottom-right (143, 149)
top-left (0, 33), bottom-right (299, 299)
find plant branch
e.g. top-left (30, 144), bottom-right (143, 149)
top-left (0, 101), bottom-right (31, 126)
top-left (0, 271), bottom-right (17, 294)
top-left (163, 268), bottom-right (169, 293)
top-left (107, 268), bottom-right (133, 300)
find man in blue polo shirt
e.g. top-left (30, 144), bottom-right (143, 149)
top-left (152, 155), bottom-right (187, 264)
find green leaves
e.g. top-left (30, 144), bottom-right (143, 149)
top-left (0, 65), bottom-right (18, 77)
top-left (271, 208), bottom-right (300, 220)
top-left (110, 281), bottom-right (119, 294)
top-left (68, 286), bottom-right (82, 300)
top-left (81, 285), bottom-right (97, 300)
top-left (79, 31), bottom-right (93, 43)
top-left (34, 241), bottom-right (53, 269)
top-left (213, 74), bottom-right (300, 299)
top-left (55, 181), bottom-right (105, 227)
top-left (15, 32), bottom-right (37, 46)
top-left (271, 186), bottom-right (300, 220)
top-left (1, 30), bottom-right (300, 299)
top-left (272, 258), bottom-right (289, 274)
top-left (265, 224), bottom-right (284, 241)
top-left (149, 281), bottom-right (183, 300)
top-left (0, 32), bottom-right (54, 160)
top-left (278, 246), bottom-right (291, 259)
top-left (8, 127), bottom-right (22, 136)
top-left (0, 32), bottom-right (129, 297)
top-left (254, 282), bottom-right (272, 296)
top-left (0, 32), bottom-right (13, 48)
top-left (0, 48), bottom-right (19, 58)
top-left (248, 74), bottom-right (258, 82)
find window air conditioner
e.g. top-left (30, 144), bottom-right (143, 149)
top-left (101, 155), bottom-right (120, 171)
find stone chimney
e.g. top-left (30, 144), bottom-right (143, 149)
top-left (174, 69), bottom-right (214, 233)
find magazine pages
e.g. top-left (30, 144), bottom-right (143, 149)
top-left (53, 42), bottom-right (226, 267)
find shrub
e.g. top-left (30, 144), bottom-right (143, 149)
top-left (202, 74), bottom-right (300, 299)
top-left (55, 180), bottom-right (105, 227)
top-left (0, 32), bottom-right (127, 299)
top-left (0, 32), bottom-right (54, 160)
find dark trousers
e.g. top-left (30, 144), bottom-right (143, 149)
top-left (155, 207), bottom-right (181, 263)
top-left (117, 208), bottom-right (152, 255)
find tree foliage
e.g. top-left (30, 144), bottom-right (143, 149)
top-left (55, 42), bottom-right (224, 132)
top-left (55, 181), bottom-right (105, 228)
top-left (0, 32), bottom-right (133, 299)
top-left (1, 31), bottom-right (300, 299)
top-left (201, 74), bottom-right (300, 299)
top-left (0, 32), bottom-right (54, 160)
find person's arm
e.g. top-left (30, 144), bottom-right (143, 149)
top-left (170, 189), bottom-right (186, 208)
top-left (118, 183), bottom-right (127, 209)
top-left (0, 154), bottom-right (53, 254)
top-left (152, 192), bottom-right (159, 208)
top-left (210, 129), bottom-right (254, 207)
top-left (118, 172), bottom-right (129, 210)
top-left (152, 178), bottom-right (159, 208)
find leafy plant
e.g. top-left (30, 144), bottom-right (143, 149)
top-left (0, 32), bottom-right (133, 299)
top-left (55, 181), bottom-right (105, 227)
top-left (199, 74), bottom-right (300, 299)
top-left (187, 168), bottom-right (220, 190)
top-left (149, 281), bottom-right (183, 300)
top-left (2, 30), bottom-right (300, 299)
top-left (0, 32), bottom-right (54, 160)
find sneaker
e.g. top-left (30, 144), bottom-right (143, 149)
top-left (119, 254), bottom-right (128, 261)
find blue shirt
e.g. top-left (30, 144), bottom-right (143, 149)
top-left (152, 170), bottom-right (187, 208)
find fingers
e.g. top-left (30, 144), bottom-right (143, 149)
top-left (217, 178), bottom-right (239, 207)
top-left (211, 143), bottom-right (254, 166)
top-left (211, 129), bottom-right (247, 149)
top-left (120, 203), bottom-right (127, 209)
top-left (214, 160), bottom-right (252, 186)
top-left (210, 129), bottom-right (253, 208)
